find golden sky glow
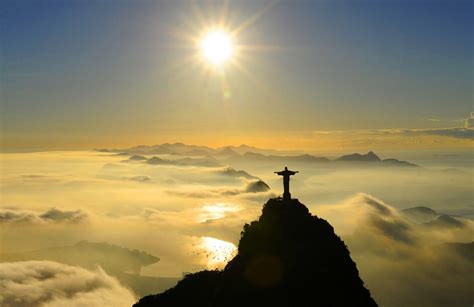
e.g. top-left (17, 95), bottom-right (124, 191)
top-left (1, 1), bottom-right (472, 152)
top-left (1, 1), bottom-right (473, 306)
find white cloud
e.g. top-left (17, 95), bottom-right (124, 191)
top-left (0, 261), bottom-right (135, 307)
top-left (315, 194), bottom-right (473, 307)
top-left (0, 208), bottom-right (88, 224)
top-left (0, 150), bottom-right (472, 304)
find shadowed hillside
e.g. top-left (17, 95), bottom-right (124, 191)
top-left (134, 198), bottom-right (377, 307)
top-left (0, 240), bottom-right (159, 274)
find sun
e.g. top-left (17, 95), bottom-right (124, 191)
top-left (200, 30), bottom-right (233, 66)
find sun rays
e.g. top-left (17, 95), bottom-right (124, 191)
top-left (161, 0), bottom-right (278, 101)
top-left (200, 29), bottom-right (234, 66)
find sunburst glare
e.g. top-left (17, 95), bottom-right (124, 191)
top-left (165, 1), bottom-right (276, 80)
top-left (200, 30), bottom-right (233, 66)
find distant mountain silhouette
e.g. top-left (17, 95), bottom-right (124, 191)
top-left (401, 206), bottom-right (466, 228)
top-left (134, 198), bottom-right (377, 307)
top-left (336, 151), bottom-right (419, 167)
top-left (244, 180), bottom-right (270, 193)
top-left (425, 214), bottom-right (465, 228)
top-left (101, 143), bottom-right (419, 168)
top-left (217, 167), bottom-right (258, 180)
top-left (337, 151), bottom-right (381, 162)
top-left (401, 206), bottom-right (439, 223)
top-left (100, 143), bottom-right (300, 157)
top-left (129, 155), bottom-right (148, 161)
top-left (214, 147), bottom-right (241, 158)
top-left (380, 158), bottom-right (419, 167)
top-left (229, 152), bottom-right (330, 164)
top-left (227, 151), bottom-right (417, 168)
top-left (184, 149), bottom-right (213, 156)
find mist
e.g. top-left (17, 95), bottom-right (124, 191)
top-left (0, 149), bottom-right (472, 306)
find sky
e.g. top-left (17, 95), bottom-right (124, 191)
top-left (1, 3), bottom-right (473, 305)
top-left (1, 0), bottom-right (473, 151)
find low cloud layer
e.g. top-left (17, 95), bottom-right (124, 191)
top-left (216, 167), bottom-right (258, 180)
top-left (168, 179), bottom-right (271, 198)
top-left (357, 194), bottom-right (415, 244)
top-left (0, 208), bottom-right (89, 224)
top-left (316, 194), bottom-right (473, 307)
top-left (401, 127), bottom-right (474, 139)
top-left (0, 261), bottom-right (135, 307)
top-left (324, 127), bottom-right (474, 140)
top-left (0, 150), bottom-right (472, 305)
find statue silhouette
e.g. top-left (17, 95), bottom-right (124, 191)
top-left (274, 167), bottom-right (298, 200)
top-left (134, 168), bottom-right (378, 307)
top-left (134, 194), bottom-right (378, 307)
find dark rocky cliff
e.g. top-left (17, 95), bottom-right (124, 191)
top-left (134, 198), bottom-right (377, 307)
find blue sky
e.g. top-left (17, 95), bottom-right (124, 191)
top-left (1, 0), bottom-right (472, 150)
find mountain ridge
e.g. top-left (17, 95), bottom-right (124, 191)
top-left (134, 197), bottom-right (377, 307)
top-left (105, 143), bottom-right (420, 168)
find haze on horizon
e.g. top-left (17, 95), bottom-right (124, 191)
top-left (0, 148), bottom-right (473, 306)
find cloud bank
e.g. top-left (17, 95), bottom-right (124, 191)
top-left (0, 208), bottom-right (89, 224)
top-left (0, 261), bottom-right (135, 307)
top-left (316, 194), bottom-right (473, 307)
top-left (401, 127), bottom-right (474, 139)
top-left (1, 150), bottom-right (472, 305)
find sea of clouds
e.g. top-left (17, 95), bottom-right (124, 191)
top-left (0, 150), bottom-right (472, 306)
top-left (0, 261), bottom-right (135, 307)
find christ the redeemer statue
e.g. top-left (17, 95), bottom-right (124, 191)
top-left (275, 167), bottom-right (298, 200)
